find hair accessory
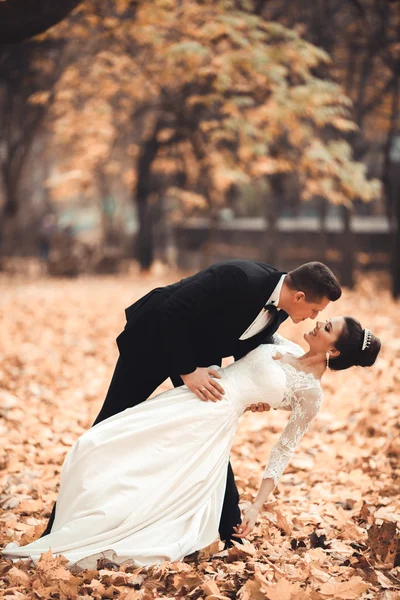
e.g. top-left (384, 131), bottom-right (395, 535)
top-left (362, 328), bottom-right (372, 351)
top-left (326, 352), bottom-right (330, 369)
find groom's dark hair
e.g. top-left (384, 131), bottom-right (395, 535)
top-left (286, 262), bottom-right (342, 302)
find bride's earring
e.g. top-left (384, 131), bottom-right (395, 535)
top-left (326, 352), bottom-right (330, 369)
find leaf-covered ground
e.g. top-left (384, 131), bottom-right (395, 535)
top-left (0, 268), bottom-right (399, 599)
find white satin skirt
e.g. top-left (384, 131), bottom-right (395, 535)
top-left (3, 381), bottom-right (239, 569)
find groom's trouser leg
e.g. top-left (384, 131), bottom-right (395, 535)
top-left (219, 462), bottom-right (242, 546)
top-left (40, 353), bottom-right (168, 537)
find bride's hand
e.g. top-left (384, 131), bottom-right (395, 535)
top-left (245, 403), bottom-right (271, 413)
top-left (232, 505), bottom-right (260, 539)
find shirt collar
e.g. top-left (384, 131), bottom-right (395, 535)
top-left (266, 274), bottom-right (285, 310)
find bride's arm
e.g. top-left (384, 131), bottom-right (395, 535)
top-left (234, 385), bottom-right (322, 538)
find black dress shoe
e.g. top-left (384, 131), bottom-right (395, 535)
top-left (223, 536), bottom-right (243, 549)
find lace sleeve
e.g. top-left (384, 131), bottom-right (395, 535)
top-left (263, 385), bottom-right (322, 487)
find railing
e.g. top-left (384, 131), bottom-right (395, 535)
top-left (173, 216), bottom-right (393, 275)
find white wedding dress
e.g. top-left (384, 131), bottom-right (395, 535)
top-left (3, 336), bottom-right (322, 569)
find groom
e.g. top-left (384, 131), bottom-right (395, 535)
top-left (41, 260), bottom-right (341, 544)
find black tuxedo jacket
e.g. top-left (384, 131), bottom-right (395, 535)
top-left (120, 260), bottom-right (288, 377)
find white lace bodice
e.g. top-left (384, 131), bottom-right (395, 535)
top-left (218, 334), bottom-right (323, 487)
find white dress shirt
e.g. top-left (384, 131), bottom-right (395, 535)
top-left (239, 274), bottom-right (285, 340)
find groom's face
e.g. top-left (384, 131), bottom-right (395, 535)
top-left (288, 293), bottom-right (330, 324)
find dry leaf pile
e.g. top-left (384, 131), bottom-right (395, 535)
top-left (0, 270), bottom-right (399, 599)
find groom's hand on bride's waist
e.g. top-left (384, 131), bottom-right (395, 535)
top-left (181, 367), bottom-right (225, 402)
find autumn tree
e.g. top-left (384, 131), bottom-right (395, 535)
top-left (47, 0), bottom-right (380, 271)
top-left (133, 4), bottom-right (380, 269)
top-left (0, 38), bottom-right (68, 257)
top-left (0, 0), bottom-right (140, 263)
top-left (254, 0), bottom-right (400, 292)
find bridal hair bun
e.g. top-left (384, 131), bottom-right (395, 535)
top-left (329, 318), bottom-right (381, 372)
top-left (356, 329), bottom-right (381, 368)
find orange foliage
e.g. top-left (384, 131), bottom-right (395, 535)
top-left (43, 0), bottom-right (380, 211)
top-left (0, 270), bottom-right (399, 598)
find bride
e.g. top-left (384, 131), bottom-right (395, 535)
top-left (3, 316), bottom-right (380, 570)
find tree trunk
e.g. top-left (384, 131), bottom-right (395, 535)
top-left (382, 74), bottom-right (400, 222)
top-left (3, 165), bottom-right (19, 217)
top-left (0, 43), bottom-right (63, 257)
top-left (262, 174), bottom-right (281, 265)
top-left (201, 208), bottom-right (218, 269)
top-left (379, 69), bottom-right (400, 298)
top-left (187, 131), bottom-right (217, 269)
top-left (96, 164), bottom-right (113, 246)
top-left (134, 128), bottom-right (160, 271)
top-left (317, 196), bottom-right (328, 261)
top-left (393, 194), bottom-right (400, 299)
top-left (263, 195), bottom-right (277, 266)
top-left (136, 195), bottom-right (154, 271)
top-left (340, 205), bottom-right (355, 289)
top-left (0, 163), bottom-right (20, 259)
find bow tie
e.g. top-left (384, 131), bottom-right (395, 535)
top-left (264, 302), bottom-right (278, 316)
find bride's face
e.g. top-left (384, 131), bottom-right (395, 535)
top-left (304, 317), bottom-right (346, 355)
